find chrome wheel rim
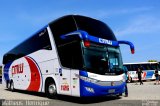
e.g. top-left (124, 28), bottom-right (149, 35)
top-left (48, 84), bottom-right (56, 94)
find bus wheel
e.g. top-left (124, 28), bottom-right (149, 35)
top-left (10, 81), bottom-right (15, 92)
top-left (46, 81), bottom-right (57, 99)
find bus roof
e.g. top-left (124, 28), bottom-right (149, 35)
top-left (124, 62), bottom-right (159, 65)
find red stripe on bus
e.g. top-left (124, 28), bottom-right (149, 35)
top-left (142, 72), bottom-right (147, 79)
top-left (25, 56), bottom-right (41, 92)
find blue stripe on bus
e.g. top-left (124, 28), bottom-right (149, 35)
top-left (60, 30), bottom-right (119, 47)
top-left (3, 62), bottom-right (13, 81)
top-left (89, 35), bottom-right (119, 46)
top-left (146, 71), bottom-right (154, 79)
top-left (79, 70), bottom-right (88, 77)
top-left (79, 70), bottom-right (88, 97)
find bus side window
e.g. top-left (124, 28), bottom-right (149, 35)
top-left (3, 54), bottom-right (16, 64)
top-left (38, 29), bottom-right (52, 50)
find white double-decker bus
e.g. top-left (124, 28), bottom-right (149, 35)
top-left (124, 62), bottom-right (160, 82)
top-left (2, 15), bottom-right (134, 98)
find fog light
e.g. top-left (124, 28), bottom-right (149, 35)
top-left (85, 87), bottom-right (94, 93)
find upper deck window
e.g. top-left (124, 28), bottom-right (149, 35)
top-left (49, 16), bottom-right (77, 46)
top-left (73, 16), bottom-right (116, 40)
top-left (3, 28), bottom-right (51, 64)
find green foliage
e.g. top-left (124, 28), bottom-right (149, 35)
top-left (148, 60), bottom-right (158, 62)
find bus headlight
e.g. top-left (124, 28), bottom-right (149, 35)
top-left (80, 76), bottom-right (98, 83)
top-left (80, 76), bottom-right (124, 86)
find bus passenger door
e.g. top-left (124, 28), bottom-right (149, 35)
top-left (59, 68), bottom-right (71, 95)
top-left (71, 69), bottom-right (80, 97)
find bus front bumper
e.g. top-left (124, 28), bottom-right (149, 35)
top-left (80, 80), bottom-right (126, 97)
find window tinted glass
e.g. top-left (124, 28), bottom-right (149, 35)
top-left (3, 28), bottom-right (51, 64)
top-left (83, 46), bottom-right (123, 75)
top-left (83, 47), bottom-right (108, 75)
top-left (74, 16), bottom-right (116, 40)
top-left (124, 63), bottom-right (160, 71)
top-left (49, 16), bottom-right (83, 68)
top-left (49, 16), bottom-right (77, 46)
top-left (58, 40), bottom-right (83, 69)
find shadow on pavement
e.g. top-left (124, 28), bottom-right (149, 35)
top-left (4, 89), bottom-right (121, 104)
top-left (5, 89), bottom-right (47, 98)
top-left (56, 95), bottom-right (121, 104)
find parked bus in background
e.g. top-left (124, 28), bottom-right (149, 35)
top-left (123, 62), bottom-right (160, 82)
top-left (2, 15), bottom-right (134, 98)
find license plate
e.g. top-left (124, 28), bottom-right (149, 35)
top-left (108, 89), bottom-right (115, 93)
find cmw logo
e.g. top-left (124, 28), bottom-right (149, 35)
top-left (99, 38), bottom-right (112, 45)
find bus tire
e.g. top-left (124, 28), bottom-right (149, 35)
top-left (10, 80), bottom-right (15, 92)
top-left (45, 80), bottom-right (57, 99)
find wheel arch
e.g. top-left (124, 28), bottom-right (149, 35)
top-left (45, 77), bottom-right (56, 92)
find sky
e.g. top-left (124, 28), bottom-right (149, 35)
top-left (0, 0), bottom-right (160, 64)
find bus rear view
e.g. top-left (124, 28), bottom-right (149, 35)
top-left (2, 15), bottom-right (135, 98)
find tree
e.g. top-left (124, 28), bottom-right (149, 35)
top-left (148, 60), bottom-right (157, 62)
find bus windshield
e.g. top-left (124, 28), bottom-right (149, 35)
top-left (83, 45), bottom-right (123, 75)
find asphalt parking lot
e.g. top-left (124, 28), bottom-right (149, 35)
top-left (0, 81), bottom-right (160, 106)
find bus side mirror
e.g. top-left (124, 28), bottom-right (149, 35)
top-left (118, 40), bottom-right (135, 54)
